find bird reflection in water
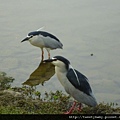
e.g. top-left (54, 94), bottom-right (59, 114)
top-left (22, 60), bottom-right (55, 86)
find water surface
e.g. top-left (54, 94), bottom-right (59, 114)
top-left (0, 0), bottom-right (120, 105)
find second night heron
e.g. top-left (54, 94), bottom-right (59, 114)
top-left (43, 56), bottom-right (97, 114)
top-left (21, 29), bottom-right (63, 60)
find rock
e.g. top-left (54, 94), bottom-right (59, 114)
top-left (3, 90), bottom-right (22, 97)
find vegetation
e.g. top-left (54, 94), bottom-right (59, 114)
top-left (0, 71), bottom-right (120, 114)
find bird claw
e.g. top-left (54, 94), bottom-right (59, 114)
top-left (64, 101), bottom-right (77, 114)
top-left (77, 106), bottom-right (82, 111)
top-left (64, 111), bottom-right (72, 114)
top-left (76, 103), bottom-right (82, 111)
top-left (64, 102), bottom-right (82, 114)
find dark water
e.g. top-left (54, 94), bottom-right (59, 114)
top-left (0, 0), bottom-right (120, 105)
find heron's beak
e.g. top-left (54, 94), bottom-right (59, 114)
top-left (43, 57), bottom-right (57, 63)
top-left (21, 37), bottom-right (30, 42)
top-left (43, 59), bottom-right (54, 63)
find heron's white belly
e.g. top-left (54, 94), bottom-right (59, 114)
top-left (29, 38), bottom-right (45, 48)
top-left (56, 69), bottom-right (97, 106)
top-left (56, 69), bottom-right (77, 95)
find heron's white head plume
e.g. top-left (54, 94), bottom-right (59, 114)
top-left (36, 26), bottom-right (45, 31)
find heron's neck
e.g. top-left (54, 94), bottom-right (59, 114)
top-left (55, 66), bottom-right (67, 74)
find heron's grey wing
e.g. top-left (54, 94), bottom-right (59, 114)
top-left (39, 31), bottom-right (63, 49)
top-left (39, 31), bottom-right (60, 41)
top-left (66, 68), bottom-right (92, 96)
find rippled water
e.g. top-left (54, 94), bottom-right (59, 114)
top-left (0, 0), bottom-right (120, 105)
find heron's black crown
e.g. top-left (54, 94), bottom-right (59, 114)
top-left (53, 56), bottom-right (70, 70)
top-left (28, 31), bottom-right (60, 42)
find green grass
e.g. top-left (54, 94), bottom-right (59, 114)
top-left (0, 90), bottom-right (120, 114)
top-left (0, 71), bottom-right (120, 114)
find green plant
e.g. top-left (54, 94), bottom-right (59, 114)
top-left (0, 72), bottom-right (14, 90)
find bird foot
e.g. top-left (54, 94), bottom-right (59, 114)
top-left (64, 111), bottom-right (72, 114)
top-left (64, 101), bottom-right (77, 114)
top-left (76, 103), bottom-right (82, 112)
top-left (77, 106), bottom-right (82, 111)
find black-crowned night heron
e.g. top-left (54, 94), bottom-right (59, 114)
top-left (43, 56), bottom-right (97, 114)
top-left (21, 30), bottom-right (63, 60)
